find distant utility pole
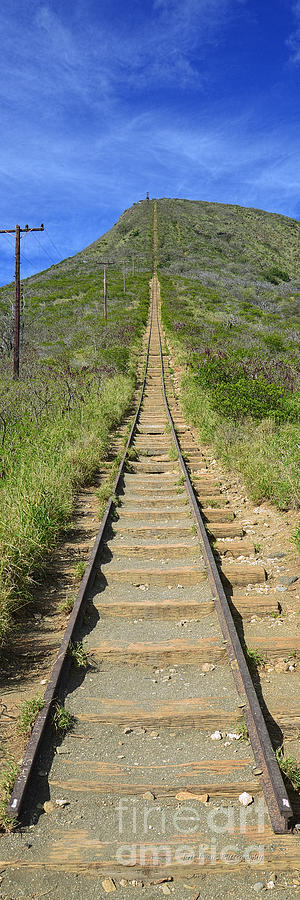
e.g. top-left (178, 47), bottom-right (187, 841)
top-left (0, 223), bottom-right (44, 378)
top-left (123, 263), bottom-right (126, 294)
top-left (103, 262), bottom-right (107, 321)
top-left (132, 253), bottom-right (135, 275)
top-left (101, 261), bottom-right (112, 321)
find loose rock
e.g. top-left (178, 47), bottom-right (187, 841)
top-left (279, 575), bottom-right (298, 585)
top-left (268, 552), bottom-right (286, 559)
top-left (102, 877), bottom-right (116, 893)
top-left (43, 801), bottom-right (55, 814)
top-left (239, 791), bottom-right (253, 806)
top-left (211, 730), bottom-right (222, 741)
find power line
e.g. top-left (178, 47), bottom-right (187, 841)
top-left (31, 231), bottom-right (56, 266)
top-left (0, 229), bottom-right (37, 275)
top-left (0, 225), bottom-right (55, 272)
top-left (44, 227), bottom-right (62, 259)
top-left (19, 238), bottom-right (38, 271)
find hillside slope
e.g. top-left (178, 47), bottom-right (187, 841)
top-left (0, 195), bottom-right (299, 644)
top-left (155, 198), bottom-right (299, 519)
top-left (0, 200), bottom-right (153, 372)
top-left (0, 200), bottom-right (153, 642)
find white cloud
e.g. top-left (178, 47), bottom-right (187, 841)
top-left (287, 1), bottom-right (300, 62)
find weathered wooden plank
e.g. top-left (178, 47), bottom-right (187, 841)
top-left (113, 523), bottom-right (194, 537)
top-left (117, 508), bottom-right (192, 521)
top-left (101, 564), bottom-right (206, 586)
top-left (94, 598), bottom-right (212, 619)
top-left (202, 508), bottom-right (234, 522)
top-left (49, 778), bottom-right (262, 799)
top-left (221, 563), bottom-right (266, 586)
top-left (89, 638), bottom-right (227, 665)
top-left (204, 523), bottom-right (243, 538)
top-left (110, 541), bottom-right (199, 558)
top-left (215, 539), bottom-right (255, 557)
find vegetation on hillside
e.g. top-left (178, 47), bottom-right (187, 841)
top-left (0, 192), bottom-right (299, 645)
top-left (158, 199), bottom-right (300, 512)
top-left (0, 200), bottom-right (153, 643)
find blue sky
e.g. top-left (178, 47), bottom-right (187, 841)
top-left (0, 0), bottom-right (300, 284)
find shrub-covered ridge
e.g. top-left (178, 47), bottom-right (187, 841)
top-left (157, 199), bottom-right (299, 514)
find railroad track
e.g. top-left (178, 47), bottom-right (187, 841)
top-left (1, 219), bottom-right (299, 893)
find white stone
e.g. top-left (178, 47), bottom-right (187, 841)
top-left (239, 791), bottom-right (253, 806)
top-left (211, 730), bottom-right (223, 741)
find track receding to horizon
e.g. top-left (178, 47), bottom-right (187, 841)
top-left (0, 205), bottom-right (299, 898)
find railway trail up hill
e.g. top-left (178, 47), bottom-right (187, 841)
top-left (0, 230), bottom-right (299, 899)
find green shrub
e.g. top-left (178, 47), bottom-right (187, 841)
top-left (17, 695), bottom-right (44, 737)
top-left (292, 523), bottom-right (300, 554)
top-left (52, 703), bottom-right (74, 735)
top-left (263, 333), bottom-right (286, 353)
top-left (262, 267), bottom-right (290, 284)
top-left (180, 375), bottom-right (300, 511)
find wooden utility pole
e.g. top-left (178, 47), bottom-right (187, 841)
top-left (123, 264), bottom-right (126, 294)
top-left (0, 223), bottom-right (44, 377)
top-left (103, 263), bottom-right (107, 321)
top-left (100, 261), bottom-right (112, 321)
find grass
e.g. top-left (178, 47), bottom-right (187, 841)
top-left (73, 560), bottom-right (86, 582)
top-left (174, 374), bottom-right (300, 512)
top-left (292, 523), bottom-right (300, 554)
top-left (245, 647), bottom-right (266, 671)
top-left (0, 200), bottom-right (153, 645)
top-left (126, 446), bottom-right (139, 461)
top-left (17, 694), bottom-right (44, 737)
top-left (235, 717), bottom-right (249, 741)
top-left (52, 703), bottom-right (75, 735)
top-left (168, 445), bottom-right (178, 461)
top-left (276, 747), bottom-right (300, 790)
top-left (59, 592), bottom-right (76, 615)
top-left (68, 640), bottom-right (88, 668)
top-left (0, 756), bottom-right (18, 832)
top-left (0, 373), bottom-right (139, 644)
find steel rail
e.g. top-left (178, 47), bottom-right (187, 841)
top-left (7, 296), bottom-right (154, 821)
top-left (154, 276), bottom-right (293, 835)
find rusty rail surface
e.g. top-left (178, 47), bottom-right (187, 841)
top-left (7, 301), bottom-right (154, 820)
top-left (154, 276), bottom-right (293, 835)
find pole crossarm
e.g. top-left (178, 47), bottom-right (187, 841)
top-left (0, 225), bottom-right (44, 234)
